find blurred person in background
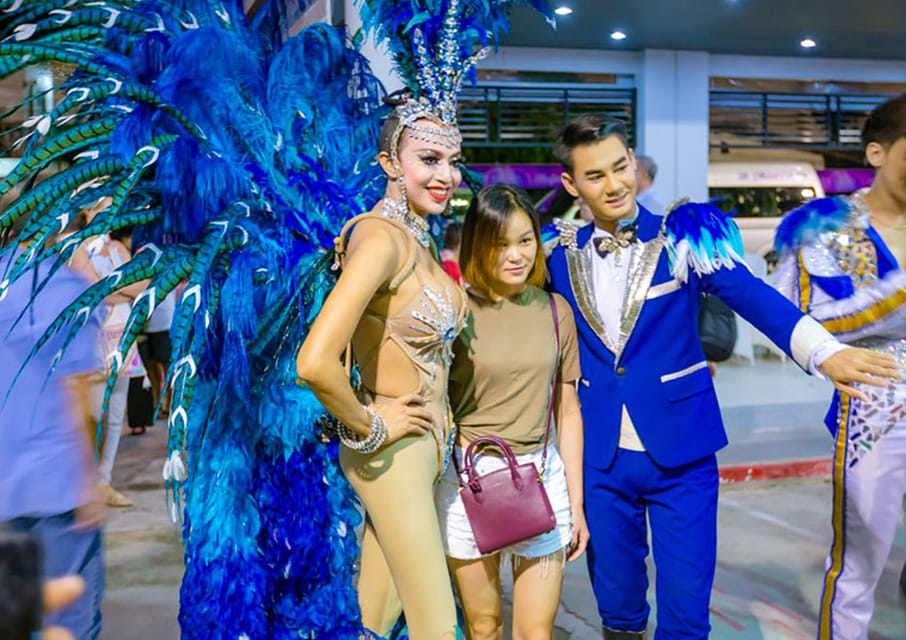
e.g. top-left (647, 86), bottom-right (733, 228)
top-left (128, 283), bottom-right (176, 435)
top-left (634, 154), bottom-right (666, 216)
top-left (576, 196), bottom-right (594, 222)
top-left (138, 288), bottom-right (175, 419)
top-left (126, 364), bottom-right (154, 436)
top-left (441, 220), bottom-right (463, 286)
top-left (69, 219), bottom-right (147, 508)
top-left (0, 211), bottom-right (105, 640)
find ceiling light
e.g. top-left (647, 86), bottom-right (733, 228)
top-left (554, 6), bottom-right (573, 16)
top-left (610, 30), bottom-right (627, 41)
top-left (800, 38), bottom-right (817, 48)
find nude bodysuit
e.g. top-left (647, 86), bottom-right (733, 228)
top-left (338, 213), bottom-right (467, 476)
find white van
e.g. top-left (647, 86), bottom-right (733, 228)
top-left (708, 161), bottom-right (825, 262)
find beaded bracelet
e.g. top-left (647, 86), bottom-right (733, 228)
top-left (337, 405), bottom-right (387, 454)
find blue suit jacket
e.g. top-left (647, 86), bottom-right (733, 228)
top-left (548, 206), bottom-right (808, 470)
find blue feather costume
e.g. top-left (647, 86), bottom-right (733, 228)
top-left (0, 0), bottom-right (551, 637)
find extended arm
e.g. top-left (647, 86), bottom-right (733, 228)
top-left (63, 371), bottom-right (105, 530)
top-left (703, 261), bottom-right (832, 370)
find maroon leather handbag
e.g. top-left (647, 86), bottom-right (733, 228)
top-left (456, 295), bottom-right (560, 555)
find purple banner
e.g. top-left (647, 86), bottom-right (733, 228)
top-left (469, 165), bottom-right (876, 197)
top-left (817, 169), bottom-right (874, 195)
top-left (469, 164), bottom-right (562, 190)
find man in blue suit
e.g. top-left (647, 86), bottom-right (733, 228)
top-left (545, 114), bottom-right (899, 640)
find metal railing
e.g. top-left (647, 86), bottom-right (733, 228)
top-left (458, 84), bottom-right (636, 148)
top-left (710, 90), bottom-right (893, 150)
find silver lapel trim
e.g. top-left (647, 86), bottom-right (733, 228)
top-left (565, 243), bottom-right (618, 354)
top-left (618, 234), bottom-right (666, 358)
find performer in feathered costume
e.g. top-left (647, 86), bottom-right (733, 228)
top-left (297, 2), bottom-right (552, 637)
top-left (0, 0), bottom-right (550, 638)
top-left (773, 93), bottom-right (906, 640)
top-left (544, 113), bottom-right (899, 639)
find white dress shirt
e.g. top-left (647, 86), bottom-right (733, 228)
top-left (591, 226), bottom-right (637, 349)
top-left (590, 224), bottom-right (648, 451)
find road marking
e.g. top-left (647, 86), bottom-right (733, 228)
top-left (721, 498), bottom-right (824, 542)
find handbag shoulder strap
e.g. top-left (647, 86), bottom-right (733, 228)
top-left (539, 292), bottom-right (559, 476)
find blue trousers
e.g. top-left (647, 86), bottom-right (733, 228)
top-left (585, 449), bottom-right (718, 640)
top-left (8, 511), bottom-right (104, 640)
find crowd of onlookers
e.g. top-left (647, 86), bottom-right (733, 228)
top-left (1, 184), bottom-right (176, 639)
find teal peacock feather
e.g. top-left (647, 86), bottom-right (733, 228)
top-left (0, 156), bottom-right (126, 233)
top-left (0, 43), bottom-right (121, 76)
top-left (0, 116), bottom-right (119, 197)
top-left (8, 208), bottom-right (165, 314)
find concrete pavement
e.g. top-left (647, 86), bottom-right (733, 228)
top-left (97, 359), bottom-right (906, 639)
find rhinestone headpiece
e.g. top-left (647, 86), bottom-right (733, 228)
top-left (358, 0), bottom-right (554, 231)
top-left (387, 95), bottom-right (462, 163)
top-left (358, 0), bottom-right (554, 134)
top-left (410, 0), bottom-right (491, 127)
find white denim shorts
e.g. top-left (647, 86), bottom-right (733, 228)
top-left (435, 443), bottom-right (573, 560)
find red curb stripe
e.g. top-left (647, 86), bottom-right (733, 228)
top-left (719, 458), bottom-right (832, 484)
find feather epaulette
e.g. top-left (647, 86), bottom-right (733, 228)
top-left (664, 201), bottom-right (745, 282)
top-left (773, 196), bottom-right (854, 254)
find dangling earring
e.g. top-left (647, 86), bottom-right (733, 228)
top-left (380, 163), bottom-right (431, 248)
top-left (396, 172), bottom-right (408, 212)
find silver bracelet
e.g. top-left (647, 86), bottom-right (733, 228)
top-left (337, 405), bottom-right (387, 453)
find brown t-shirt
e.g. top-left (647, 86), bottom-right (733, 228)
top-left (450, 286), bottom-right (581, 455)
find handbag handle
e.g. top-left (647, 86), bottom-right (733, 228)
top-left (456, 293), bottom-right (561, 484)
top-left (461, 435), bottom-right (524, 496)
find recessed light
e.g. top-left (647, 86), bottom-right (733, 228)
top-left (800, 38), bottom-right (817, 48)
top-left (554, 6), bottom-right (573, 16)
top-left (610, 30), bottom-right (627, 41)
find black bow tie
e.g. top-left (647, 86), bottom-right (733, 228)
top-left (593, 225), bottom-right (638, 258)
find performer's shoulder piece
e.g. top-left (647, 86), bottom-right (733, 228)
top-left (773, 195), bottom-right (855, 255)
top-left (542, 218), bottom-right (579, 256)
top-left (662, 200), bottom-right (745, 282)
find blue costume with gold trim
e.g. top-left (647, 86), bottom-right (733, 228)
top-left (774, 190), bottom-right (906, 640)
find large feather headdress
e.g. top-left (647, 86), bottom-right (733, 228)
top-left (357, 0), bottom-right (554, 140)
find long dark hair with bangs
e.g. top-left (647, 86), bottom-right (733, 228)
top-left (459, 184), bottom-right (546, 298)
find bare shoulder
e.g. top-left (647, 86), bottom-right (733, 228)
top-left (345, 216), bottom-right (405, 263)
